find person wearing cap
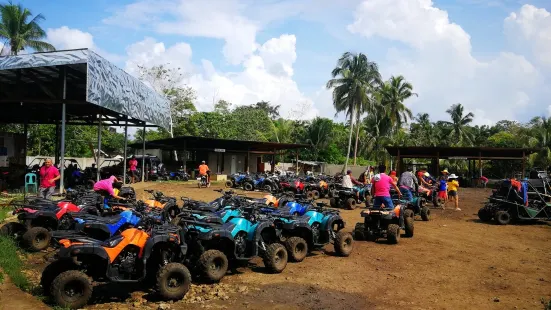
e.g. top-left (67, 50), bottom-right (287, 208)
top-left (372, 164), bottom-right (401, 210)
top-left (389, 171), bottom-right (398, 183)
top-left (447, 174), bottom-right (461, 211)
top-left (198, 160), bottom-right (210, 186)
top-left (398, 168), bottom-right (418, 202)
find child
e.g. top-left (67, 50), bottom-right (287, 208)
top-left (447, 174), bottom-right (460, 211)
top-left (437, 176), bottom-right (448, 207)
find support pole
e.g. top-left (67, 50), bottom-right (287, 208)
top-left (141, 125), bottom-right (146, 182)
top-left (397, 149), bottom-right (401, 174)
top-left (183, 140), bottom-right (187, 172)
top-left (123, 120), bottom-right (128, 185)
top-left (23, 120), bottom-right (28, 166)
top-left (59, 67), bottom-right (67, 193)
top-left (271, 148), bottom-right (276, 173)
top-left (436, 151), bottom-right (440, 177)
top-left (96, 114), bottom-right (102, 182)
top-left (478, 151), bottom-right (482, 179)
top-left (54, 122), bottom-right (60, 166)
top-left (522, 151), bottom-right (526, 179)
top-left (295, 150), bottom-right (299, 175)
top-left (245, 150), bottom-right (250, 174)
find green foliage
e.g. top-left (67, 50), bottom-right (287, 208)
top-left (0, 234), bottom-right (30, 290)
top-left (0, 1), bottom-right (55, 55)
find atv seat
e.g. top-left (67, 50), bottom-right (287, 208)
top-left (76, 214), bottom-right (123, 224)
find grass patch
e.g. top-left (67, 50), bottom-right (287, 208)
top-left (0, 235), bottom-right (30, 290)
top-left (0, 207), bottom-right (11, 222)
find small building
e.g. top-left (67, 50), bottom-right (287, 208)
top-left (129, 136), bottom-right (309, 176)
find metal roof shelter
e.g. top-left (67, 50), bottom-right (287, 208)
top-left (129, 136), bottom-right (309, 174)
top-left (386, 146), bottom-right (539, 178)
top-left (0, 49), bottom-right (171, 190)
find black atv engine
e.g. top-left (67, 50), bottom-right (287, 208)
top-left (235, 232), bottom-right (247, 257)
top-left (114, 248), bottom-right (139, 279)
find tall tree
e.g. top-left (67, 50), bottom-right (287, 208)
top-left (444, 103), bottom-right (475, 146)
top-left (0, 2), bottom-right (55, 55)
top-left (255, 101), bottom-right (280, 120)
top-left (326, 52), bottom-right (381, 169)
top-left (379, 75), bottom-right (416, 132)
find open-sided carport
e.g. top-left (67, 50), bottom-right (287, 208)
top-left (0, 48), bottom-right (170, 191)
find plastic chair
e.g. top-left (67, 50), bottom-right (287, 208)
top-left (25, 173), bottom-right (37, 194)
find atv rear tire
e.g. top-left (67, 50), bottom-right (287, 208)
top-left (0, 222), bottom-right (26, 239)
top-left (329, 198), bottom-right (337, 208)
top-left (225, 180), bottom-right (233, 188)
top-left (477, 208), bottom-right (492, 222)
top-left (346, 198), bottom-right (356, 210)
top-left (284, 237), bottom-right (308, 262)
top-left (264, 185), bottom-right (273, 193)
top-left (51, 270), bottom-right (92, 309)
top-left (244, 183), bottom-right (254, 191)
top-left (353, 223), bottom-right (365, 241)
top-left (311, 190), bottom-right (320, 200)
top-left (404, 209), bottom-right (415, 218)
top-left (494, 211), bottom-right (511, 225)
top-left (387, 224), bottom-right (400, 244)
top-left (23, 226), bottom-right (51, 252)
top-left (262, 243), bottom-right (288, 273)
top-left (306, 191), bottom-right (315, 200)
top-left (420, 206), bottom-right (431, 221)
top-left (156, 263), bottom-right (192, 300)
top-left (404, 216), bottom-right (414, 237)
top-left (197, 250), bottom-right (228, 282)
top-left (334, 231), bottom-right (353, 257)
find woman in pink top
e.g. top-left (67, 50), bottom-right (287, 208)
top-left (371, 165), bottom-right (401, 209)
top-left (93, 176), bottom-right (125, 199)
top-left (38, 158), bottom-right (60, 199)
top-left (129, 156), bottom-right (138, 184)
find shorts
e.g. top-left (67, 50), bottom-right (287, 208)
top-left (438, 191), bottom-right (447, 199)
top-left (130, 170), bottom-right (137, 177)
top-left (448, 190), bottom-right (457, 197)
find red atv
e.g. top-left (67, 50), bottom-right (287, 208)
top-left (279, 178), bottom-right (306, 198)
top-left (1, 194), bottom-right (102, 252)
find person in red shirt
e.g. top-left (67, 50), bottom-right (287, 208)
top-left (128, 156), bottom-right (138, 184)
top-left (38, 158), bottom-right (60, 200)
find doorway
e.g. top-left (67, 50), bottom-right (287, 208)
top-left (231, 155), bottom-right (237, 174)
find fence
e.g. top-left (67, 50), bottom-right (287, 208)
top-left (26, 156), bottom-right (97, 169)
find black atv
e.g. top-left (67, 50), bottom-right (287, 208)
top-left (329, 185), bottom-right (370, 210)
top-left (353, 199), bottom-right (414, 244)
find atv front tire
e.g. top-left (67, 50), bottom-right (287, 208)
top-left (420, 206), bottom-right (431, 221)
top-left (0, 222), bottom-right (26, 239)
top-left (197, 250), bottom-right (228, 282)
top-left (494, 211), bottom-right (511, 225)
top-left (387, 224), bottom-right (400, 244)
top-left (346, 198), bottom-right (357, 210)
top-left (41, 260), bottom-right (76, 296)
top-left (353, 223), bottom-right (365, 241)
top-left (264, 185), bottom-right (273, 193)
top-left (51, 270), bottom-right (92, 309)
top-left (262, 243), bottom-right (288, 273)
top-left (156, 263), bottom-right (192, 300)
top-left (329, 198), bottom-right (337, 208)
top-left (404, 216), bottom-right (414, 237)
top-left (23, 226), bottom-right (51, 252)
top-left (244, 183), bottom-right (254, 191)
top-left (284, 237), bottom-right (308, 262)
top-left (225, 180), bottom-right (233, 188)
top-left (334, 231), bottom-right (353, 257)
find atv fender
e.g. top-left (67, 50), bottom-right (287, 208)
top-left (321, 214), bottom-right (345, 232)
top-left (142, 234), bottom-right (183, 262)
top-left (58, 243), bottom-right (110, 261)
top-left (254, 222), bottom-right (279, 244)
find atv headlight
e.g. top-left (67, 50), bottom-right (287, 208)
top-left (103, 235), bottom-right (124, 248)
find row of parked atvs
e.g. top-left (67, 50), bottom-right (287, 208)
top-left (0, 187), bottom-right (353, 309)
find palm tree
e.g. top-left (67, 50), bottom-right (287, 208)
top-left (444, 103), bottom-right (475, 146)
top-left (379, 76), bottom-right (416, 132)
top-left (305, 117), bottom-right (333, 160)
top-left (326, 52), bottom-right (381, 169)
top-left (0, 2), bottom-right (55, 55)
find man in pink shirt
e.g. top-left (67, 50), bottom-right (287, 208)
top-left (371, 165), bottom-right (401, 210)
top-left (128, 156), bottom-right (138, 184)
top-left (38, 158), bottom-right (60, 199)
top-left (93, 175), bottom-right (125, 200)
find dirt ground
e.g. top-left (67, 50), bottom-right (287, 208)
top-left (12, 182), bottom-right (551, 309)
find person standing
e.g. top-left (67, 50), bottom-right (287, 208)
top-left (38, 158), bottom-right (60, 200)
top-left (128, 156), bottom-right (138, 184)
top-left (447, 174), bottom-right (461, 211)
top-left (372, 165), bottom-right (401, 210)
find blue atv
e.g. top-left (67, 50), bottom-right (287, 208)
top-left (181, 189), bottom-right (240, 213)
top-left (173, 205), bottom-right (288, 275)
top-left (330, 184), bottom-right (371, 210)
top-left (225, 173), bottom-right (247, 189)
top-left (391, 189), bottom-right (430, 221)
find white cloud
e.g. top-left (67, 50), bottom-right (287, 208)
top-left (46, 26), bottom-right (123, 63)
top-left (347, 0), bottom-right (546, 123)
top-left (125, 35), bottom-right (318, 120)
top-left (504, 4), bottom-right (551, 66)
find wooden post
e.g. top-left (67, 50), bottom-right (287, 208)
top-left (522, 151), bottom-right (526, 179)
top-left (271, 148), bottom-right (276, 173)
top-left (295, 150), bottom-right (299, 175)
top-left (478, 151), bottom-right (482, 178)
top-left (396, 149), bottom-right (401, 174)
top-left (436, 151), bottom-right (440, 176)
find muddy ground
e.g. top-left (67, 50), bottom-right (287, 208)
top-left (8, 182), bottom-right (551, 310)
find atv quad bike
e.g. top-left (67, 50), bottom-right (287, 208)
top-left (41, 220), bottom-right (191, 309)
top-left (354, 200), bottom-right (414, 244)
top-left (391, 189), bottom-right (430, 221)
top-left (329, 185), bottom-right (370, 210)
top-left (143, 189), bottom-right (181, 221)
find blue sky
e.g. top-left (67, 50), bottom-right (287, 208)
top-left (15, 0), bottom-right (551, 124)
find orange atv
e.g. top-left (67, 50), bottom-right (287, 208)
top-left (41, 219), bottom-right (191, 309)
top-left (255, 193), bottom-right (293, 208)
top-left (143, 189), bottom-right (181, 220)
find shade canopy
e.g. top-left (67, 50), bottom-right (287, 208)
top-left (129, 136), bottom-right (309, 153)
top-left (0, 49), bottom-right (170, 129)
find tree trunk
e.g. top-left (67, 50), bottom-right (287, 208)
top-left (353, 111), bottom-right (361, 165)
top-left (170, 121), bottom-right (178, 161)
top-left (344, 106), bottom-right (355, 172)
